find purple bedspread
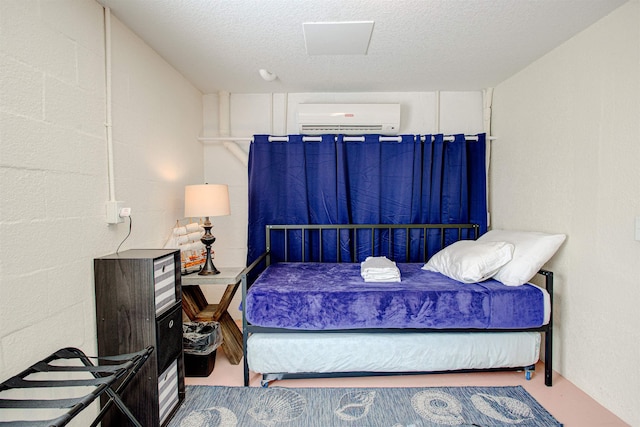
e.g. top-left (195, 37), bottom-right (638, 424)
top-left (245, 263), bottom-right (546, 330)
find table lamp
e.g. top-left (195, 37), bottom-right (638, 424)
top-left (184, 184), bottom-right (230, 275)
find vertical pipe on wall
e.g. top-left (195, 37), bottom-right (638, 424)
top-left (435, 91), bottom-right (441, 133)
top-left (283, 93), bottom-right (289, 134)
top-left (483, 88), bottom-right (493, 136)
top-left (218, 91), bottom-right (249, 166)
top-left (104, 7), bottom-right (115, 202)
top-left (218, 91), bottom-right (231, 137)
top-left (269, 93), bottom-right (274, 135)
top-left (483, 87), bottom-right (494, 227)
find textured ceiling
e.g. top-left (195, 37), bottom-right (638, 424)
top-left (98, 0), bottom-right (627, 94)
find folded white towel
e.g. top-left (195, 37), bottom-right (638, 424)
top-left (360, 256), bottom-right (401, 282)
top-left (361, 256), bottom-right (395, 270)
top-left (173, 226), bottom-right (187, 236)
top-left (185, 222), bottom-right (202, 233)
top-left (362, 276), bottom-right (401, 283)
top-left (186, 230), bottom-right (204, 242)
top-left (180, 241), bottom-right (204, 252)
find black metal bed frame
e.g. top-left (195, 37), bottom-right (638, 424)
top-left (241, 224), bottom-right (553, 388)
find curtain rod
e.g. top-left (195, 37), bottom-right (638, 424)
top-left (200, 135), bottom-right (497, 143)
top-left (267, 135), bottom-right (495, 143)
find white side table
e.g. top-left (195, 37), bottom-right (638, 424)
top-left (181, 267), bottom-right (244, 365)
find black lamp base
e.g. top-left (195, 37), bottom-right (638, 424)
top-left (198, 217), bottom-right (220, 275)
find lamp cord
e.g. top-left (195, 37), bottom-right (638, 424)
top-left (116, 216), bottom-right (132, 254)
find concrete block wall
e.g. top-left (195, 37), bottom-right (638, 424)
top-left (0, 1), bottom-right (203, 422)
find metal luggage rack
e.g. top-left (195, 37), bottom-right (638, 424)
top-left (0, 346), bottom-right (153, 427)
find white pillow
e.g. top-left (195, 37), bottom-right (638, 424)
top-left (422, 240), bottom-right (515, 283)
top-left (477, 229), bottom-right (566, 286)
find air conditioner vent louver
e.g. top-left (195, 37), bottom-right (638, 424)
top-left (300, 124), bottom-right (385, 133)
top-left (297, 103), bottom-right (400, 135)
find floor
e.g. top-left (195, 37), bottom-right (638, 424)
top-left (186, 348), bottom-right (629, 427)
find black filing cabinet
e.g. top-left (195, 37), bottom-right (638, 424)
top-left (94, 249), bottom-right (185, 426)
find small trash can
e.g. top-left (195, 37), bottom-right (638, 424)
top-left (182, 321), bottom-right (222, 377)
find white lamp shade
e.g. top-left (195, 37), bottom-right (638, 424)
top-left (184, 184), bottom-right (230, 218)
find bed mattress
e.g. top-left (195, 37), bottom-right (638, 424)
top-left (247, 332), bottom-right (541, 375)
top-left (245, 263), bottom-right (550, 330)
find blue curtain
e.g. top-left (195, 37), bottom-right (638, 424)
top-left (247, 134), bottom-right (487, 264)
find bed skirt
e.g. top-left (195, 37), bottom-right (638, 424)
top-left (247, 331), bottom-right (541, 375)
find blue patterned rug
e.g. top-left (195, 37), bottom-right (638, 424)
top-left (168, 385), bottom-right (562, 426)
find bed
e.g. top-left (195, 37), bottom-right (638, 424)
top-left (241, 224), bottom-right (558, 387)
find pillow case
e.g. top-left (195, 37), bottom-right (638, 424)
top-left (477, 229), bottom-right (566, 286)
top-left (422, 240), bottom-right (515, 283)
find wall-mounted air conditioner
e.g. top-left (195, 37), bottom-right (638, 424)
top-left (297, 103), bottom-right (400, 135)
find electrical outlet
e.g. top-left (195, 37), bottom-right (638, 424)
top-left (119, 207), bottom-right (131, 217)
top-left (106, 201), bottom-right (125, 224)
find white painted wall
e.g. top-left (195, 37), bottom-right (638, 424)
top-left (491, 1), bottom-right (640, 425)
top-left (201, 91), bottom-right (485, 316)
top-left (6, 0), bottom-right (635, 424)
top-left (0, 1), bottom-right (202, 423)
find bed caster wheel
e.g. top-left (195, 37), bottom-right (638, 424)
top-left (260, 380), bottom-right (270, 388)
top-left (525, 370), bottom-right (532, 380)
